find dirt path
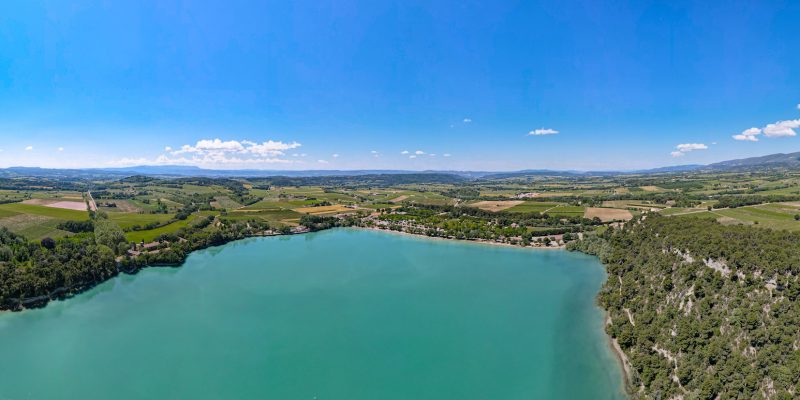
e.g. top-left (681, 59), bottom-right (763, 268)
top-left (86, 191), bottom-right (97, 212)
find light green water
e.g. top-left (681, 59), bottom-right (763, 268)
top-left (0, 228), bottom-right (624, 400)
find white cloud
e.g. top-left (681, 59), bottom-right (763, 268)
top-left (733, 127), bottom-right (761, 141)
top-left (796, 104), bottom-right (800, 110)
top-left (141, 137), bottom-right (304, 167)
top-left (401, 150), bottom-right (409, 155)
top-left (528, 128), bottom-right (559, 136)
top-left (370, 150), bottom-right (378, 154)
top-left (671, 143), bottom-right (708, 157)
top-left (173, 138), bottom-right (301, 157)
top-left (58, 147), bottom-right (64, 152)
top-left (732, 119), bottom-right (800, 142)
top-left (463, 118), bottom-right (472, 123)
top-left (25, 146), bottom-right (33, 151)
top-left (332, 153), bottom-right (339, 158)
top-left (443, 153), bottom-right (451, 157)
top-left (371, 150), bottom-right (380, 158)
top-left (415, 150), bottom-right (425, 155)
top-left (762, 119), bottom-right (800, 138)
top-left (429, 153), bottom-right (436, 157)
top-left (317, 159), bottom-right (328, 164)
top-left (409, 155), bottom-right (417, 159)
top-left (675, 143), bottom-right (708, 152)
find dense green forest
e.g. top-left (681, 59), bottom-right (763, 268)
top-left (569, 215), bottom-right (800, 400)
top-left (0, 212), bottom-right (278, 310)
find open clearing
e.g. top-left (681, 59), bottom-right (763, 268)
top-left (470, 200), bottom-right (524, 212)
top-left (585, 207), bottom-right (633, 222)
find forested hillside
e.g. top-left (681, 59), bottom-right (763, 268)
top-left (570, 215), bottom-right (800, 400)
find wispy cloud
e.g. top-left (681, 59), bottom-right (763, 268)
top-left (317, 159), bottom-right (328, 164)
top-left (164, 146), bottom-right (172, 152)
top-left (400, 150), bottom-right (409, 155)
top-left (409, 155), bottom-right (417, 159)
top-left (670, 143), bottom-right (708, 157)
top-left (25, 146), bottom-right (33, 151)
top-left (58, 147), bottom-right (64, 152)
top-left (415, 150), bottom-right (425, 155)
top-left (443, 153), bottom-right (451, 157)
top-left (463, 118), bottom-right (472, 123)
top-left (332, 153), bottom-right (339, 158)
top-left (528, 128), bottom-right (559, 136)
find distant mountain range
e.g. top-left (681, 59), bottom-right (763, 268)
top-left (2, 151), bottom-right (800, 179)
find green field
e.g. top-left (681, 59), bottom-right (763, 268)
top-left (108, 213), bottom-right (175, 229)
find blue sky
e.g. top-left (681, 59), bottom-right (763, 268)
top-left (0, 0), bottom-right (799, 171)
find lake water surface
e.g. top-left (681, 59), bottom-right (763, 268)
top-left (0, 228), bottom-right (624, 399)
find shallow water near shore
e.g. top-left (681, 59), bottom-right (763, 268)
top-left (0, 228), bottom-right (624, 400)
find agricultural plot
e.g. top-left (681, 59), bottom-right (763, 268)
top-left (469, 200), bottom-right (524, 212)
top-left (97, 199), bottom-right (143, 213)
top-left (0, 214), bottom-right (71, 240)
top-left (545, 205), bottom-right (586, 217)
top-left (584, 207), bottom-right (633, 222)
top-left (507, 202), bottom-right (560, 213)
top-left (0, 203), bottom-right (89, 220)
top-left (23, 199), bottom-right (87, 211)
top-left (0, 190), bottom-right (31, 203)
top-left (294, 205), bottom-right (355, 215)
top-left (227, 209), bottom-right (304, 226)
top-left (211, 196), bottom-right (243, 210)
top-left (125, 215), bottom-right (198, 243)
top-left (241, 199), bottom-right (320, 210)
top-left (401, 192), bottom-right (453, 206)
top-left (107, 213), bottom-right (174, 229)
top-left (639, 186), bottom-right (662, 192)
top-left (698, 205), bottom-right (800, 231)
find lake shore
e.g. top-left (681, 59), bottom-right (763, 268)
top-left (354, 225), bottom-right (566, 250)
top-left (606, 313), bottom-right (634, 394)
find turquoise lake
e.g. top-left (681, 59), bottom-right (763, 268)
top-left (0, 228), bottom-right (624, 399)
